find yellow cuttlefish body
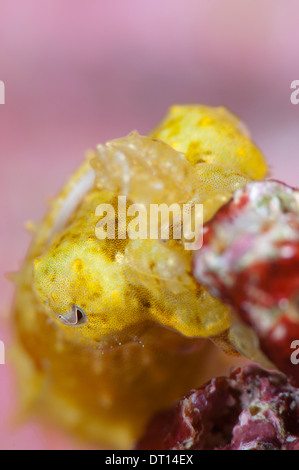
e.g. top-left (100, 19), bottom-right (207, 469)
top-left (12, 105), bottom-right (267, 448)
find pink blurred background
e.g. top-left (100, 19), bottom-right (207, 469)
top-left (1, 0), bottom-right (299, 449)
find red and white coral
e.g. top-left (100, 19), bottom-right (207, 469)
top-left (193, 180), bottom-right (299, 385)
top-left (136, 365), bottom-right (299, 450)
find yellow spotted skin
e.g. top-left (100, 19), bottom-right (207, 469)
top-left (151, 105), bottom-right (267, 179)
top-left (33, 187), bottom-right (233, 343)
top-left (33, 190), bottom-right (146, 343)
top-left (13, 105), bottom-right (268, 448)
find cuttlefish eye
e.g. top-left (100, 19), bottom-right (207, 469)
top-left (57, 305), bottom-right (88, 327)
